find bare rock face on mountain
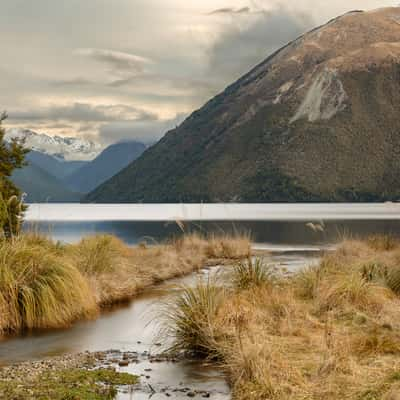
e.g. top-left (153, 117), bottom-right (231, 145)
top-left (86, 7), bottom-right (400, 203)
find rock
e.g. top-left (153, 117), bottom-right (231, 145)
top-left (118, 360), bottom-right (129, 367)
top-left (187, 392), bottom-right (196, 398)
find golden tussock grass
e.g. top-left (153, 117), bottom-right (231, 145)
top-left (166, 235), bottom-right (400, 400)
top-left (0, 232), bottom-right (251, 335)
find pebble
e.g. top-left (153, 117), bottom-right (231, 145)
top-left (0, 348), bottom-right (225, 400)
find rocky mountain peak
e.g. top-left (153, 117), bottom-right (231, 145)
top-left (5, 128), bottom-right (103, 162)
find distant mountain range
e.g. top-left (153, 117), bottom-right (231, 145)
top-left (12, 163), bottom-right (81, 203)
top-left (6, 129), bottom-right (146, 202)
top-left (26, 150), bottom-right (87, 180)
top-left (65, 141), bottom-right (147, 193)
top-left (6, 128), bottom-right (102, 161)
top-left (85, 7), bottom-right (400, 203)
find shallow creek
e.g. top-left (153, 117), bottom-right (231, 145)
top-left (0, 249), bottom-right (319, 399)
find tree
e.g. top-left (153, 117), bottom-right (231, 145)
top-left (0, 112), bottom-right (29, 237)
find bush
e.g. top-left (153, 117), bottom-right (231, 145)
top-left (0, 113), bottom-right (29, 238)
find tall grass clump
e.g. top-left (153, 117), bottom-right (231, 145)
top-left (367, 234), bottom-right (398, 252)
top-left (294, 265), bottom-right (321, 299)
top-left (162, 279), bottom-right (225, 358)
top-left (205, 233), bottom-right (252, 259)
top-left (71, 235), bottom-right (129, 275)
top-left (233, 258), bottom-right (275, 290)
top-left (0, 237), bottom-right (96, 333)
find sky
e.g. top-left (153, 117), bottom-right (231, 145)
top-left (0, 0), bottom-right (396, 145)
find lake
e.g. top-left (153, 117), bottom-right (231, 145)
top-left (25, 203), bottom-right (400, 247)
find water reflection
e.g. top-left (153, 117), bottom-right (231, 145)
top-left (25, 219), bottom-right (400, 246)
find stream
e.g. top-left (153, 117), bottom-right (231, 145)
top-left (0, 248), bottom-right (319, 399)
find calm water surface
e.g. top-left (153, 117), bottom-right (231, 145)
top-left (25, 203), bottom-right (400, 247)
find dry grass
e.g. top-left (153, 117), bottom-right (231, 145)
top-left (162, 278), bottom-right (225, 358)
top-left (232, 258), bottom-right (275, 290)
top-left (0, 235), bottom-right (97, 334)
top-left (0, 232), bottom-right (251, 335)
top-left (166, 236), bottom-right (400, 400)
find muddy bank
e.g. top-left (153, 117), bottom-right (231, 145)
top-left (0, 351), bottom-right (138, 399)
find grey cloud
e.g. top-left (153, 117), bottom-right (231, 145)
top-left (45, 123), bottom-right (74, 130)
top-left (207, 6), bottom-right (314, 81)
top-left (50, 78), bottom-right (94, 87)
top-left (76, 48), bottom-right (152, 78)
top-left (9, 103), bottom-right (156, 123)
top-left (208, 7), bottom-right (251, 15)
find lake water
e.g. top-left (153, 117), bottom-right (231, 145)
top-left (25, 203), bottom-right (400, 247)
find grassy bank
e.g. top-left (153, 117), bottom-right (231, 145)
top-left (166, 235), bottom-right (400, 399)
top-left (0, 232), bottom-right (251, 335)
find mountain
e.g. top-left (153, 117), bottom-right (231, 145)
top-left (12, 164), bottom-right (81, 203)
top-left (66, 141), bottom-right (147, 193)
top-left (5, 129), bottom-right (102, 161)
top-left (26, 151), bottom-right (87, 180)
top-left (86, 7), bottom-right (400, 203)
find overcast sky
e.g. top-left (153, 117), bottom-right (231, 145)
top-left (0, 0), bottom-right (395, 144)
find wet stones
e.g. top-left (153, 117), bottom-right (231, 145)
top-left (0, 349), bottom-right (227, 399)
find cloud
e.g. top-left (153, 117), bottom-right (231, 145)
top-left (8, 103), bottom-right (156, 123)
top-left (98, 113), bottom-right (186, 145)
top-left (207, 5), bottom-right (315, 81)
top-left (208, 7), bottom-right (251, 15)
top-left (75, 48), bottom-right (152, 78)
top-left (0, 0), bottom-right (394, 145)
top-left (50, 78), bottom-right (94, 87)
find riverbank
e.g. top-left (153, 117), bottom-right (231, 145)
top-left (166, 235), bottom-right (400, 399)
top-left (0, 351), bottom-right (138, 399)
top-left (0, 232), bottom-right (251, 335)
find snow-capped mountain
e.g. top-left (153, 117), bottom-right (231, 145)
top-left (5, 128), bottom-right (103, 161)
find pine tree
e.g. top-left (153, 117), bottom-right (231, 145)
top-left (0, 112), bottom-right (29, 237)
